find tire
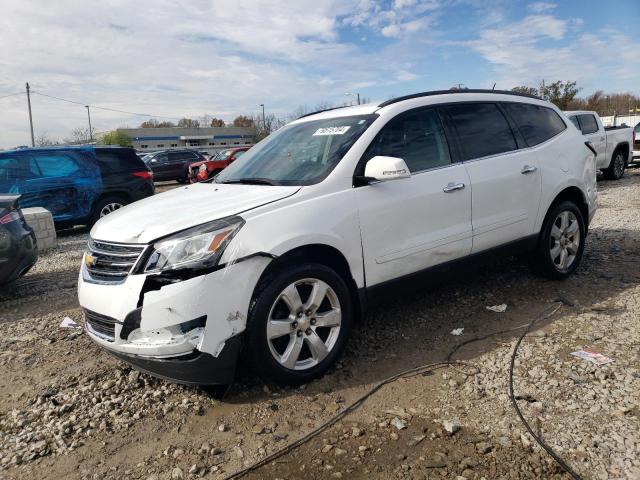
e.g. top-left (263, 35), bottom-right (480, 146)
top-left (530, 201), bottom-right (586, 280)
top-left (245, 263), bottom-right (353, 385)
top-left (602, 149), bottom-right (626, 180)
top-left (90, 195), bottom-right (128, 226)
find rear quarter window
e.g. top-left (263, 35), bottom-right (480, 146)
top-left (95, 149), bottom-right (146, 172)
top-left (503, 103), bottom-right (566, 146)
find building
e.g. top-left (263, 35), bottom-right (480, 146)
top-left (600, 114), bottom-right (640, 128)
top-left (118, 126), bottom-right (256, 154)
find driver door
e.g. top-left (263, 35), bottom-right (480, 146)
top-left (354, 107), bottom-right (472, 286)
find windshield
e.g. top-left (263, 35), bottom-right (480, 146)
top-left (635, 122), bottom-right (640, 133)
top-left (216, 114), bottom-right (377, 186)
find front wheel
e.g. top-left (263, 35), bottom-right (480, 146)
top-left (603, 150), bottom-right (626, 180)
top-left (245, 263), bottom-right (352, 385)
top-left (530, 201), bottom-right (585, 279)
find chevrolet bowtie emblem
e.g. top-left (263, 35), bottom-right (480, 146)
top-left (84, 253), bottom-right (97, 267)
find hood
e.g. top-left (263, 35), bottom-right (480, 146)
top-left (189, 160), bottom-right (207, 168)
top-left (91, 182), bottom-right (299, 244)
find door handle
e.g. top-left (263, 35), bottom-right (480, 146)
top-left (521, 165), bottom-right (537, 174)
top-left (443, 182), bottom-right (465, 193)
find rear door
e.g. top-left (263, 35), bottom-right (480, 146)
top-left (441, 102), bottom-right (542, 253)
top-left (355, 107), bottom-right (472, 286)
top-left (20, 150), bottom-right (101, 221)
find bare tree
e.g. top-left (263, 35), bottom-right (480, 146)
top-left (177, 118), bottom-right (200, 128)
top-left (64, 127), bottom-right (92, 145)
top-left (35, 132), bottom-right (59, 146)
top-left (139, 119), bottom-right (176, 128)
top-left (210, 118), bottom-right (226, 127)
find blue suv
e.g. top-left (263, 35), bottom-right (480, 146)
top-left (0, 146), bottom-right (153, 226)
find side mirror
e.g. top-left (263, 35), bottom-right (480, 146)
top-left (363, 156), bottom-right (411, 182)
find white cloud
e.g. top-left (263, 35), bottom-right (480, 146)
top-left (0, 0), bottom-right (426, 148)
top-left (528, 2), bottom-right (557, 13)
top-left (466, 14), bottom-right (640, 93)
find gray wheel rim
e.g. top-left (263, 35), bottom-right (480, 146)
top-left (549, 211), bottom-right (581, 271)
top-left (99, 202), bottom-right (123, 218)
top-left (266, 278), bottom-right (342, 371)
top-left (614, 154), bottom-right (624, 178)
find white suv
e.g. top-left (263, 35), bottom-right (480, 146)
top-left (78, 90), bottom-right (597, 385)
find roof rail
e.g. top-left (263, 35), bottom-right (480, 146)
top-left (297, 105), bottom-right (351, 119)
top-left (378, 89), bottom-right (541, 108)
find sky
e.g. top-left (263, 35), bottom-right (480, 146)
top-left (1, 0), bottom-right (639, 148)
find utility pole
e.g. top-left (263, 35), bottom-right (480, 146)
top-left (26, 82), bottom-right (35, 147)
top-left (260, 104), bottom-right (265, 131)
top-left (357, 93), bottom-right (360, 105)
top-left (85, 105), bottom-right (93, 143)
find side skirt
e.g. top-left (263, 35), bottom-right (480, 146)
top-left (360, 234), bottom-right (538, 310)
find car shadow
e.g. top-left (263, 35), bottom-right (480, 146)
top-left (215, 217), bottom-right (640, 403)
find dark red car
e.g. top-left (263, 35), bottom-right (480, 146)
top-left (188, 147), bottom-right (250, 183)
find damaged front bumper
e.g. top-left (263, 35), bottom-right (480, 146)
top-left (78, 255), bottom-right (272, 384)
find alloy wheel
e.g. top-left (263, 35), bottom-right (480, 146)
top-left (549, 210), bottom-right (581, 271)
top-left (266, 278), bottom-right (342, 371)
top-left (614, 153), bottom-right (625, 178)
top-left (99, 202), bottom-right (123, 218)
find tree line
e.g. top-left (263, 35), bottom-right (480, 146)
top-left (512, 80), bottom-right (640, 116)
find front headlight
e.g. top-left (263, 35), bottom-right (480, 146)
top-left (142, 216), bottom-right (244, 273)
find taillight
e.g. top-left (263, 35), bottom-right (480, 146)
top-left (0, 211), bottom-right (20, 225)
top-left (132, 171), bottom-right (153, 181)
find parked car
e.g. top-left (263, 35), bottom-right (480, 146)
top-left (143, 149), bottom-right (206, 182)
top-left (632, 122), bottom-right (640, 164)
top-left (79, 90), bottom-right (596, 386)
top-left (0, 146), bottom-right (153, 227)
top-left (188, 147), bottom-right (250, 183)
top-left (0, 195), bottom-right (38, 284)
top-left (564, 111), bottom-right (633, 179)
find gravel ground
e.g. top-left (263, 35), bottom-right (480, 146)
top-left (1, 171), bottom-right (639, 479)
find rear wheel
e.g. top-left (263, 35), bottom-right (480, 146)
top-left (245, 263), bottom-right (352, 385)
top-left (90, 195), bottom-right (128, 226)
top-left (603, 149), bottom-right (626, 180)
top-left (530, 201), bottom-right (585, 279)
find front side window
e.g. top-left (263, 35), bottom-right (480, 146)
top-left (33, 154), bottom-right (80, 177)
top-left (0, 155), bottom-right (24, 182)
top-left (364, 108), bottom-right (451, 173)
top-left (577, 114), bottom-right (599, 135)
top-left (217, 114), bottom-right (377, 186)
top-left (503, 103), bottom-right (566, 146)
top-left (443, 103), bottom-right (517, 161)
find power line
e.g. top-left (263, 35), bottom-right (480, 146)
top-left (0, 91), bottom-right (24, 100)
top-left (31, 90), bottom-right (182, 120)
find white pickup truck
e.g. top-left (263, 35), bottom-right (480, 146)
top-left (564, 111), bottom-right (633, 180)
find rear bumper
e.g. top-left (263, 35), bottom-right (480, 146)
top-left (106, 334), bottom-right (242, 385)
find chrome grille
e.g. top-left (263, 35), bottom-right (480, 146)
top-left (84, 309), bottom-right (120, 342)
top-left (85, 238), bottom-right (146, 284)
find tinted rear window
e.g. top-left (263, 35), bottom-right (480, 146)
top-left (443, 103), bottom-right (517, 161)
top-left (577, 114), bottom-right (599, 135)
top-left (95, 149), bottom-right (146, 172)
top-left (503, 103), bottom-right (566, 146)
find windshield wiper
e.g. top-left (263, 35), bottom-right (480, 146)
top-left (220, 178), bottom-right (279, 186)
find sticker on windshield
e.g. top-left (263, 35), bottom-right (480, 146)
top-left (313, 126), bottom-right (351, 136)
